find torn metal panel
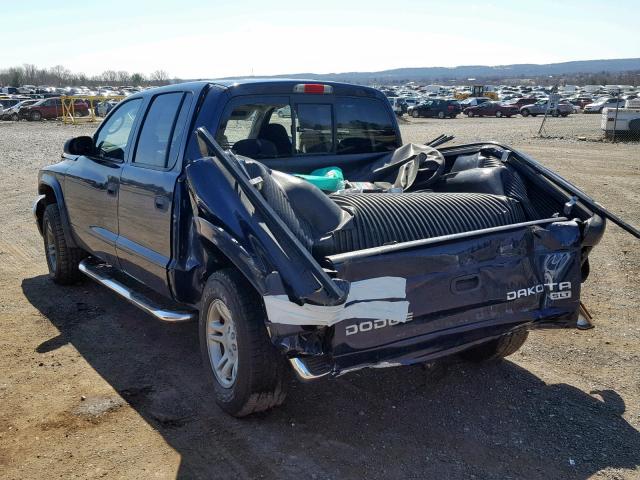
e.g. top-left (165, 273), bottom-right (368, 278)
top-left (264, 276), bottom-right (409, 326)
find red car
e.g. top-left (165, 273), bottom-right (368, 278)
top-left (19, 97), bottom-right (89, 121)
top-left (464, 101), bottom-right (519, 118)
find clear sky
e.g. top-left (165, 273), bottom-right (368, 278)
top-left (3, 0), bottom-right (638, 78)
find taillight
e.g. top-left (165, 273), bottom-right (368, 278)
top-left (448, 105), bottom-right (454, 110)
top-left (293, 83), bottom-right (333, 94)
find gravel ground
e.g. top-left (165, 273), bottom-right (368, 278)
top-left (0, 119), bottom-right (638, 480)
top-left (400, 111), bottom-right (609, 144)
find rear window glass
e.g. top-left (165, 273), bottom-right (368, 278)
top-left (216, 96), bottom-right (399, 158)
top-left (294, 104), bottom-right (332, 154)
top-left (216, 103), bottom-right (292, 157)
top-left (335, 98), bottom-right (399, 154)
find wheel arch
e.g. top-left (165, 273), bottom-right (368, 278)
top-left (36, 174), bottom-right (78, 248)
top-left (185, 216), bottom-right (272, 306)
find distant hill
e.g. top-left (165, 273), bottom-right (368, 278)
top-left (241, 58), bottom-right (640, 84)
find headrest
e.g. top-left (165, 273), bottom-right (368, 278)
top-left (232, 138), bottom-right (277, 158)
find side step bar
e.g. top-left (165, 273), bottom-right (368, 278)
top-left (79, 259), bottom-right (196, 323)
top-left (288, 357), bottom-right (332, 381)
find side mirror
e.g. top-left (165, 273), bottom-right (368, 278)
top-left (64, 136), bottom-right (95, 156)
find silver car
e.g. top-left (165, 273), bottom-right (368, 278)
top-left (520, 100), bottom-right (573, 117)
top-left (584, 97), bottom-right (626, 113)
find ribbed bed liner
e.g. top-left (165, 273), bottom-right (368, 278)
top-left (316, 192), bottom-right (527, 256)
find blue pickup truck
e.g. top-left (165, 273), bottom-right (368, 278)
top-left (34, 79), bottom-right (638, 417)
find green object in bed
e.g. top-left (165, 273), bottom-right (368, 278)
top-left (293, 166), bottom-right (345, 192)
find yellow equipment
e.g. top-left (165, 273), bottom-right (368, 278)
top-left (60, 95), bottom-right (125, 124)
top-left (454, 86), bottom-right (498, 101)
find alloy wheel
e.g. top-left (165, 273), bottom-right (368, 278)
top-left (206, 299), bottom-right (238, 388)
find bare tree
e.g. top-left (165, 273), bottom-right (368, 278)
top-left (150, 69), bottom-right (169, 84)
top-left (115, 70), bottom-right (130, 84)
top-left (101, 70), bottom-right (119, 83)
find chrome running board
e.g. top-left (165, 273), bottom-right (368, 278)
top-left (288, 357), bottom-right (331, 381)
top-left (79, 259), bottom-right (196, 323)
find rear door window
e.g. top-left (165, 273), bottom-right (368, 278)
top-left (133, 92), bottom-right (185, 169)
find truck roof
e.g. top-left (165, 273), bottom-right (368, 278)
top-left (134, 78), bottom-right (386, 100)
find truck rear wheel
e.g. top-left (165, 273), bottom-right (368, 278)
top-left (459, 329), bottom-right (528, 362)
top-left (42, 203), bottom-right (85, 284)
top-left (199, 269), bottom-right (288, 417)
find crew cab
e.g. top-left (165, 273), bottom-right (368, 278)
top-left (34, 80), bottom-right (639, 417)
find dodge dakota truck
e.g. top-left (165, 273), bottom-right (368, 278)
top-left (34, 79), bottom-right (639, 417)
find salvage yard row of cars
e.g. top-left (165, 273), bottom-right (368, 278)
top-left (387, 83), bottom-right (638, 119)
top-left (1, 82), bottom-right (638, 122)
top-left (0, 84), bottom-right (146, 121)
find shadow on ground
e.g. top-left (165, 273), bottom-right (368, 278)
top-left (22, 275), bottom-right (640, 479)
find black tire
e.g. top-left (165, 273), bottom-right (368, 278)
top-left (496, 111), bottom-right (503, 118)
top-left (437, 111), bottom-right (445, 119)
top-left (521, 109), bottom-right (530, 117)
top-left (460, 329), bottom-right (529, 362)
top-left (531, 113), bottom-right (538, 117)
top-left (30, 110), bottom-right (42, 121)
top-left (467, 111), bottom-right (474, 117)
top-left (42, 203), bottom-right (85, 284)
top-left (411, 109), bottom-right (419, 118)
top-left (561, 113), bottom-right (569, 117)
top-left (11, 113), bottom-right (19, 121)
top-left (199, 269), bottom-right (288, 417)
top-left (551, 109), bottom-right (560, 117)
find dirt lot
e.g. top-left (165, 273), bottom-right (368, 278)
top-left (0, 118), bottom-right (638, 480)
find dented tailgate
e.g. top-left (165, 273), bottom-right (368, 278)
top-left (327, 219), bottom-right (583, 369)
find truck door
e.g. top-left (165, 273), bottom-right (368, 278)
top-left (116, 92), bottom-right (193, 295)
top-left (64, 98), bottom-right (143, 267)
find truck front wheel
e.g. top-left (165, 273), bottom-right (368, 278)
top-left (459, 329), bottom-right (528, 362)
top-left (42, 203), bottom-right (86, 284)
top-left (199, 269), bottom-right (288, 417)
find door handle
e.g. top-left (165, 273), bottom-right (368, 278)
top-left (106, 182), bottom-right (118, 195)
top-left (154, 195), bottom-right (169, 210)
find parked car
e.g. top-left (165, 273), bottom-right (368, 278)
top-left (388, 97), bottom-right (407, 116)
top-left (0, 97), bottom-right (28, 111)
top-left (520, 100), bottom-right (572, 117)
top-left (19, 97), bottom-right (89, 121)
top-left (2, 99), bottom-right (39, 120)
top-left (464, 101), bottom-right (519, 117)
top-left (95, 100), bottom-right (119, 117)
top-left (408, 99), bottom-right (461, 118)
top-left (32, 79), bottom-right (640, 418)
top-left (503, 97), bottom-right (538, 109)
top-left (567, 97), bottom-right (594, 109)
top-left (584, 97), bottom-right (626, 113)
top-left (276, 105), bottom-right (291, 118)
top-left (458, 97), bottom-right (491, 109)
